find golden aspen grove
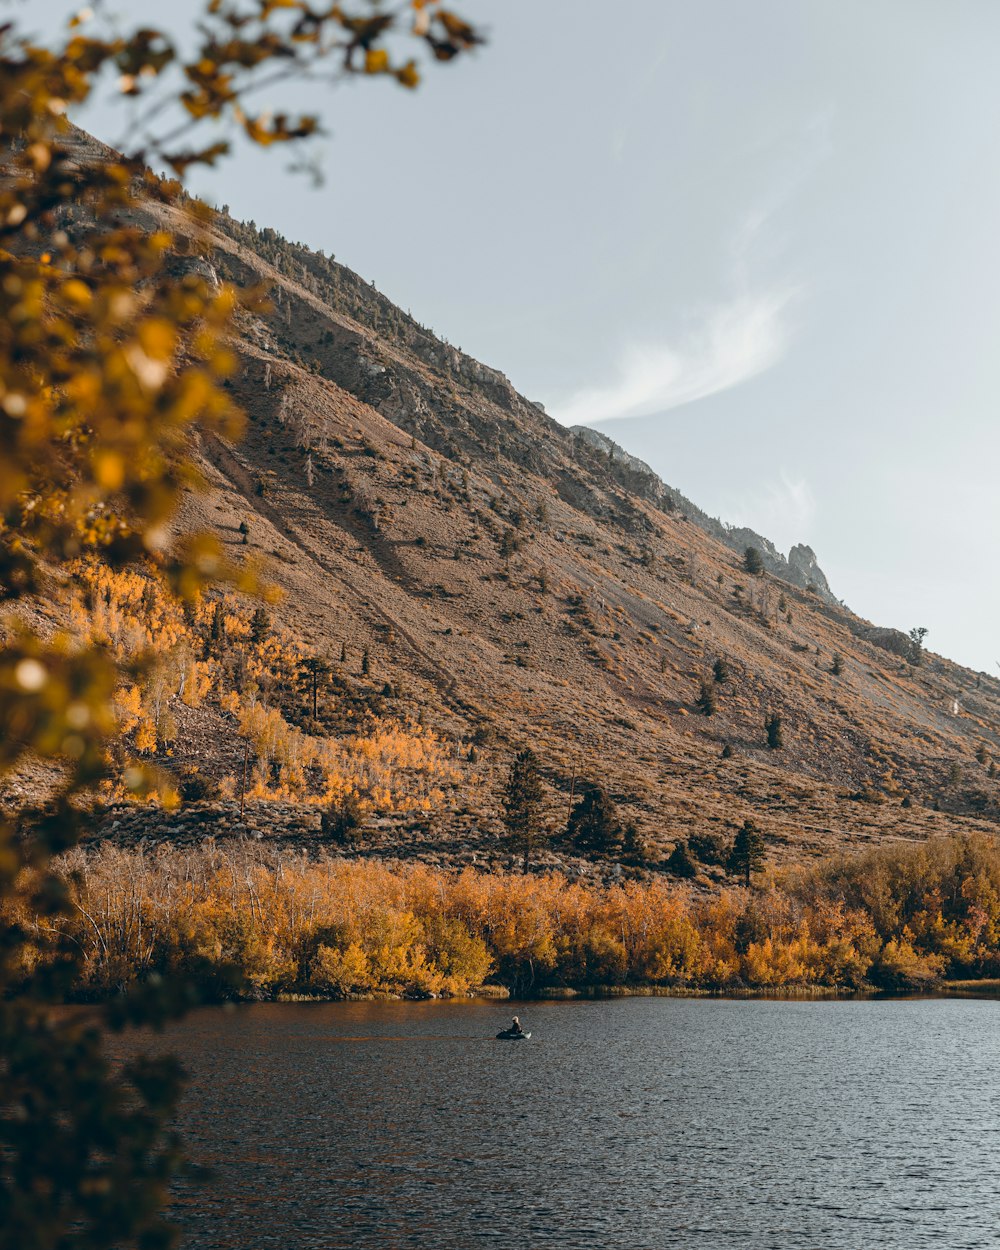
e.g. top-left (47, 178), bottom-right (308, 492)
top-left (7, 833), bottom-right (1000, 1001)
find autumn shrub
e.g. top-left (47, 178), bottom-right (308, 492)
top-left (13, 833), bottom-right (1000, 1003)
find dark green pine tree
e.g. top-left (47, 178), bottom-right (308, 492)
top-left (665, 839), bottom-right (698, 878)
top-left (502, 747), bottom-right (546, 872)
top-left (250, 606), bottom-right (271, 644)
top-left (207, 600), bottom-right (226, 656)
top-left (727, 819), bottom-right (766, 887)
top-left (765, 712), bottom-right (783, 750)
top-left (568, 785), bottom-right (623, 856)
top-left (696, 677), bottom-right (717, 716)
top-left (743, 546), bottom-right (765, 575)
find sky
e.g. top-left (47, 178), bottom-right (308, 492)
top-left (23, 0), bottom-right (1000, 673)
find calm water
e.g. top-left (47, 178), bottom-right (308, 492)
top-left (118, 997), bottom-right (1000, 1249)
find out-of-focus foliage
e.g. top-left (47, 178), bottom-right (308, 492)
top-left (0, 4), bottom-right (482, 1247)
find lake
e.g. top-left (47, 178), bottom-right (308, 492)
top-left (122, 997), bottom-right (1000, 1249)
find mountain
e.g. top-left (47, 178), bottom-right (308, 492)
top-left (12, 127), bottom-right (1000, 873)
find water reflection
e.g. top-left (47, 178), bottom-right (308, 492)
top-left (116, 998), bottom-right (1000, 1249)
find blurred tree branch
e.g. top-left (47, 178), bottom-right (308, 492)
top-left (0, 4), bottom-right (484, 1247)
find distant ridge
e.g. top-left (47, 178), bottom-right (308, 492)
top-left (570, 425), bottom-right (836, 604)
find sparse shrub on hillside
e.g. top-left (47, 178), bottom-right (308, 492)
top-left (178, 768), bottom-right (221, 803)
top-left (320, 792), bottom-right (364, 844)
top-left (908, 626), bottom-right (929, 665)
top-left (696, 678), bottom-right (717, 716)
top-left (239, 519), bottom-right (250, 544)
top-left (976, 743), bottom-right (990, 766)
top-left (850, 786), bottom-right (884, 805)
top-left (727, 820), bottom-right (766, 887)
top-left (831, 653), bottom-right (844, 676)
top-left (622, 822), bottom-right (650, 866)
top-left (361, 648), bottom-right (371, 676)
top-left (720, 743), bottom-right (734, 760)
top-left (712, 657), bottom-right (730, 684)
top-left (947, 761), bottom-right (963, 788)
top-left (777, 593), bottom-right (787, 613)
top-left (765, 713), bottom-right (783, 750)
top-left (744, 546), bottom-right (765, 575)
top-left (567, 785), bottom-right (623, 855)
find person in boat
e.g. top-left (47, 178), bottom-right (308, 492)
top-left (508, 1015), bottom-right (524, 1035)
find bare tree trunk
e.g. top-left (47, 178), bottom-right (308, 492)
top-left (566, 761), bottom-right (578, 824)
top-left (239, 739), bottom-right (249, 820)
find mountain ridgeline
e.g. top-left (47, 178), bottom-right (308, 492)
top-left (567, 426), bottom-right (836, 603)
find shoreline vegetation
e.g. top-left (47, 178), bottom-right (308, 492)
top-left (10, 831), bottom-right (1000, 1003)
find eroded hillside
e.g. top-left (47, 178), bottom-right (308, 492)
top-left (9, 127), bottom-right (1000, 873)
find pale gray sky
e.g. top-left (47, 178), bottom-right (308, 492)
top-left (26, 0), bottom-right (1000, 672)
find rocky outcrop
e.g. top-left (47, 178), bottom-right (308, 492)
top-left (788, 544), bottom-right (834, 600)
top-left (571, 425), bottom-right (838, 603)
top-left (852, 624), bottom-right (916, 662)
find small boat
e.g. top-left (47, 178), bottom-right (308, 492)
top-left (496, 1028), bottom-right (531, 1040)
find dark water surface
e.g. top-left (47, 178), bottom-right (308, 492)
top-left (119, 997), bottom-right (1000, 1249)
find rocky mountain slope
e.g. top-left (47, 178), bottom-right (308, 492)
top-left (569, 425), bottom-right (836, 602)
top-left (14, 127), bottom-right (1000, 871)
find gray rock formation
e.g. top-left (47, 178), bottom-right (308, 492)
top-left (788, 544), bottom-right (834, 600)
top-left (571, 425), bottom-right (837, 603)
top-left (851, 624), bottom-right (916, 661)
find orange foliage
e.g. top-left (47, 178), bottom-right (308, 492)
top-left (23, 834), bottom-right (1000, 1000)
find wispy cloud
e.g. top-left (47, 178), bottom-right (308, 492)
top-left (726, 471), bottom-right (817, 551)
top-left (550, 288), bottom-right (794, 428)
